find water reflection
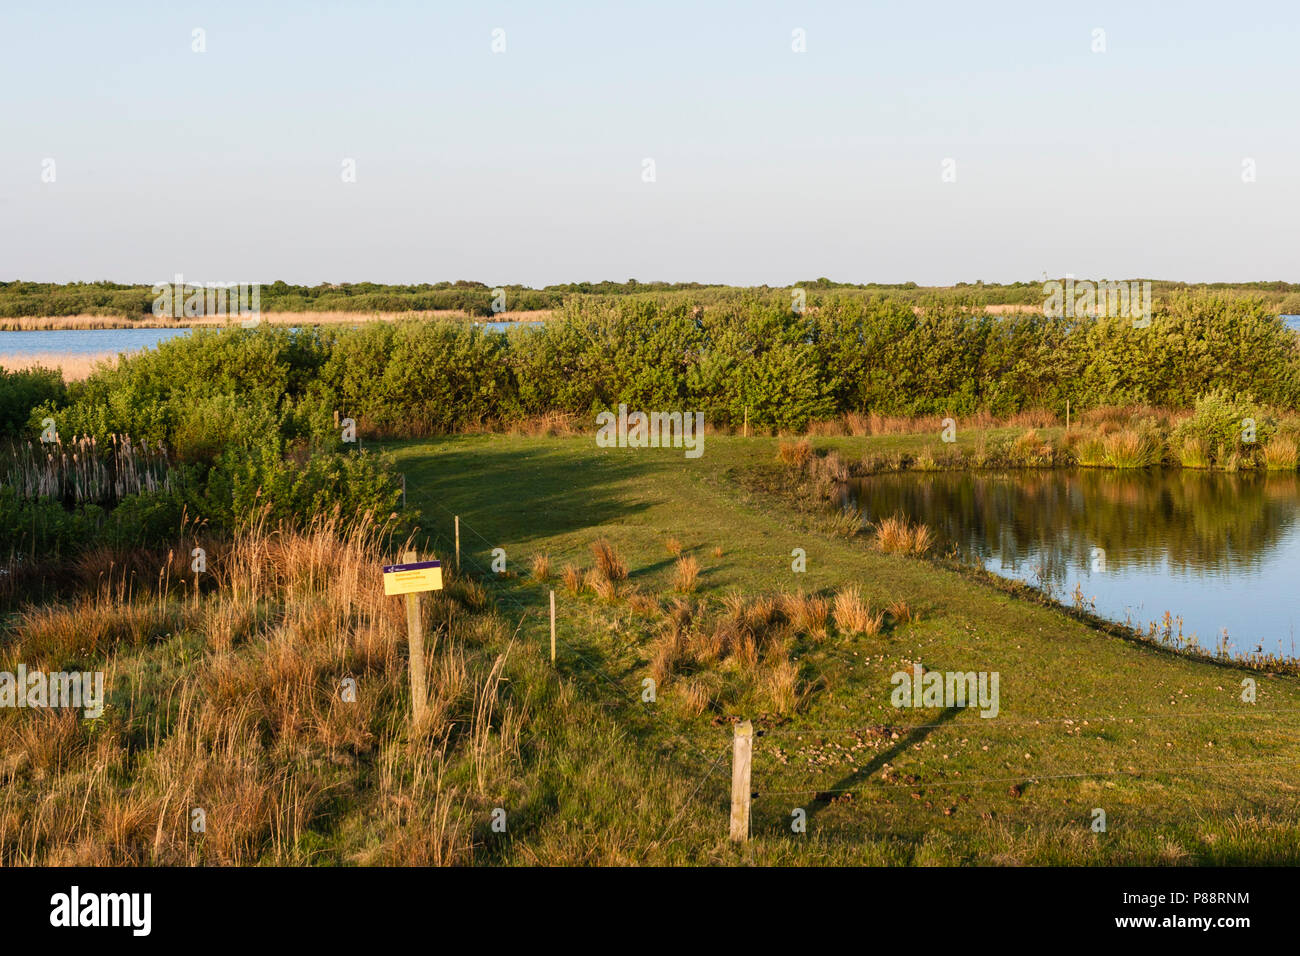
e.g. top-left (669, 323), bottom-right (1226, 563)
top-left (840, 470), bottom-right (1300, 659)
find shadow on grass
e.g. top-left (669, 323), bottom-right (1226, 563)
top-left (388, 438), bottom-right (658, 552)
top-left (799, 705), bottom-right (963, 826)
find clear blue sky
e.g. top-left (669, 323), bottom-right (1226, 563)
top-left (1, 1), bottom-right (1296, 287)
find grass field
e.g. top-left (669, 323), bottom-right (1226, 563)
top-left (378, 431), bottom-right (1300, 864)
top-left (5, 428), bottom-right (1298, 865)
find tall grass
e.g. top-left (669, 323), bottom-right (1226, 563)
top-left (1100, 429), bottom-right (1163, 469)
top-left (872, 515), bottom-right (934, 555)
top-left (0, 512), bottom-right (522, 865)
top-left (2, 435), bottom-right (173, 504)
top-left (1263, 437), bottom-right (1299, 470)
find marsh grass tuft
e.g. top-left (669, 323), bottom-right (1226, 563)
top-left (872, 515), bottom-right (933, 555)
top-left (589, 539), bottom-right (628, 583)
top-left (672, 555), bottom-right (700, 594)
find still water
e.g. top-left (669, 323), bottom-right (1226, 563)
top-left (0, 321), bottom-right (533, 357)
top-left (840, 469), bottom-right (1300, 660)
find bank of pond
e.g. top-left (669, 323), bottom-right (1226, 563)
top-left (840, 467), bottom-right (1300, 663)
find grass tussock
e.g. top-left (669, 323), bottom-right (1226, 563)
top-left (872, 515), bottom-right (933, 555)
top-left (1264, 437), bottom-right (1298, 471)
top-left (832, 586), bottom-right (884, 636)
top-left (781, 590), bottom-right (830, 638)
top-left (561, 563), bottom-right (583, 595)
top-left (778, 439), bottom-right (812, 468)
top-left (529, 553), bottom-right (551, 582)
top-left (1101, 428), bottom-right (1163, 469)
top-left (589, 539), bottom-right (628, 583)
top-left (672, 555), bottom-right (701, 594)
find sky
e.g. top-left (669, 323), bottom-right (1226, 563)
top-left (1, 1), bottom-right (1297, 287)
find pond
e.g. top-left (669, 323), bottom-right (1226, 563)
top-left (839, 469), bottom-right (1300, 661)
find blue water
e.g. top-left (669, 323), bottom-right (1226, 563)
top-left (0, 327), bottom-right (194, 356)
top-left (0, 320), bottom-right (536, 357)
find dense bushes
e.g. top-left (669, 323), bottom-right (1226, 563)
top-left (17, 292), bottom-right (1300, 441)
top-left (5, 291), bottom-right (1299, 561)
top-left (6, 278), bottom-right (1300, 320)
top-left (0, 367), bottom-right (65, 437)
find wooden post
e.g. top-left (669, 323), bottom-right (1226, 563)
top-left (729, 720), bottom-right (753, 842)
top-left (743, 406), bottom-right (749, 438)
top-left (400, 473), bottom-right (406, 509)
top-left (549, 589), bottom-right (556, 664)
top-left (402, 549), bottom-right (428, 726)
top-left (454, 516), bottom-right (460, 571)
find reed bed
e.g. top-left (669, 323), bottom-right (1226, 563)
top-left (2, 435), bottom-right (172, 504)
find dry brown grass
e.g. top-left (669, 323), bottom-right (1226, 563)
top-left (0, 352), bottom-right (118, 380)
top-left (561, 563), bottom-right (583, 595)
top-left (762, 658), bottom-right (804, 714)
top-left (777, 439), bottom-right (812, 467)
top-left (626, 590), bottom-right (661, 617)
top-left (1264, 437), bottom-right (1299, 470)
top-left (886, 598), bottom-right (916, 626)
top-left (504, 411), bottom-right (584, 438)
top-left (664, 536), bottom-right (683, 556)
top-left (529, 553), bottom-right (551, 582)
top-left (672, 555), bottom-right (701, 594)
top-left (873, 515), bottom-right (934, 555)
top-left (781, 590), bottom-right (829, 637)
top-left (0, 512), bottom-right (522, 866)
top-left (589, 539), bottom-right (628, 583)
top-left (832, 586), bottom-right (883, 636)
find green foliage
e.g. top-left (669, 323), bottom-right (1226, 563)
top-left (0, 366), bottom-right (65, 438)
top-left (1172, 389), bottom-right (1277, 466)
top-left (0, 486), bottom-right (104, 558)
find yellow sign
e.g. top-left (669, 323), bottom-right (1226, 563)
top-left (383, 560), bottom-right (444, 596)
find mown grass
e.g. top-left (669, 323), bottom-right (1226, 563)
top-left (383, 432), bottom-right (1300, 864)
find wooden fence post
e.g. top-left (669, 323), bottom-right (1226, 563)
top-left (549, 589), bottom-right (557, 664)
top-left (454, 516), bottom-right (460, 571)
top-left (729, 720), bottom-right (753, 842)
top-left (402, 550), bottom-right (428, 726)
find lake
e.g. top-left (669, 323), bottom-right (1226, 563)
top-left (0, 320), bottom-right (534, 358)
top-left (840, 468), bottom-right (1300, 661)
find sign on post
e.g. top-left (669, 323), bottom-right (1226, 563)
top-left (385, 552), bottom-right (444, 726)
top-left (383, 559), bottom-right (444, 596)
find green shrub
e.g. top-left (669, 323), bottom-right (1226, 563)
top-left (1172, 390), bottom-right (1276, 467)
top-left (0, 366), bottom-right (65, 438)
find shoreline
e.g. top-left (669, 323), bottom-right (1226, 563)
top-left (0, 309), bottom-right (554, 331)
